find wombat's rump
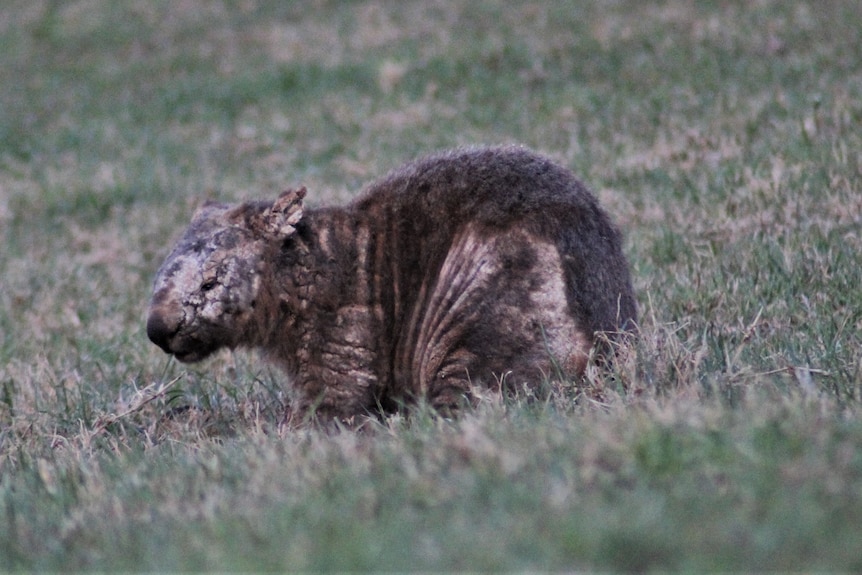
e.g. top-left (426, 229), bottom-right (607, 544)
top-left (147, 146), bottom-right (636, 421)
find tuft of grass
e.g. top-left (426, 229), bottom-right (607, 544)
top-left (2, 0), bottom-right (862, 571)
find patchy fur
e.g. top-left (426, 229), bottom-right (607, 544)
top-left (147, 146), bottom-right (636, 422)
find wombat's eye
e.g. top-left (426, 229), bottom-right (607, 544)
top-left (200, 279), bottom-right (217, 292)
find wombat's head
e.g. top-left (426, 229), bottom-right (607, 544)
top-left (146, 188), bottom-right (305, 362)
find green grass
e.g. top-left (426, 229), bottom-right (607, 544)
top-left (2, 0), bottom-right (862, 571)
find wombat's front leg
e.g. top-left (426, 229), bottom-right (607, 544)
top-left (286, 306), bottom-right (382, 424)
top-left (286, 366), bottom-right (379, 426)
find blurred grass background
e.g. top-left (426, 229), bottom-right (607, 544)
top-left (1, 0), bottom-right (862, 571)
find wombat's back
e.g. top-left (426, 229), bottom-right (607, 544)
top-left (352, 146), bottom-right (636, 341)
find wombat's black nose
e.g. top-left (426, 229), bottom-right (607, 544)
top-left (146, 314), bottom-right (176, 353)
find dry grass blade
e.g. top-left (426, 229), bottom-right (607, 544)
top-left (89, 375), bottom-right (184, 437)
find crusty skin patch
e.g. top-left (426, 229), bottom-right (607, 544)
top-left (147, 146), bottom-right (637, 422)
top-left (394, 224), bottom-right (590, 403)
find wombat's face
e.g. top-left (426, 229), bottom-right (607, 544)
top-left (146, 188), bottom-right (305, 362)
top-left (146, 203), bottom-right (266, 362)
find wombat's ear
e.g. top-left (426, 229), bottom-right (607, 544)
top-left (253, 187), bottom-right (306, 240)
top-left (192, 198), bottom-right (230, 221)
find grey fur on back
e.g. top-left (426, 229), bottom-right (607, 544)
top-left (147, 146), bottom-right (636, 422)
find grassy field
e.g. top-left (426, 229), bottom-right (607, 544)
top-left (2, 0), bottom-right (862, 571)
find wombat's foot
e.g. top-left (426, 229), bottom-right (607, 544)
top-left (428, 381), bottom-right (477, 418)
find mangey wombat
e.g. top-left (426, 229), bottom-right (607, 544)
top-left (147, 146), bottom-right (636, 422)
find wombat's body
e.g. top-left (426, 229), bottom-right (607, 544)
top-left (147, 147), bottom-right (636, 421)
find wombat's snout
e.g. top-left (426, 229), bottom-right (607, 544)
top-left (146, 313), bottom-right (176, 354)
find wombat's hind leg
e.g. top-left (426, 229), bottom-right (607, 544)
top-left (426, 377), bottom-right (477, 417)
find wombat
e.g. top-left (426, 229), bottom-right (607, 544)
top-left (147, 146), bottom-right (636, 422)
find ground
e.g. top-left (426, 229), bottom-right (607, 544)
top-left (1, 1), bottom-right (861, 571)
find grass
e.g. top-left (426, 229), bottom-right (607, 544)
top-left (2, 0), bottom-right (862, 571)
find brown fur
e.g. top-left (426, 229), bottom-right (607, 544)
top-left (147, 146), bottom-right (636, 422)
